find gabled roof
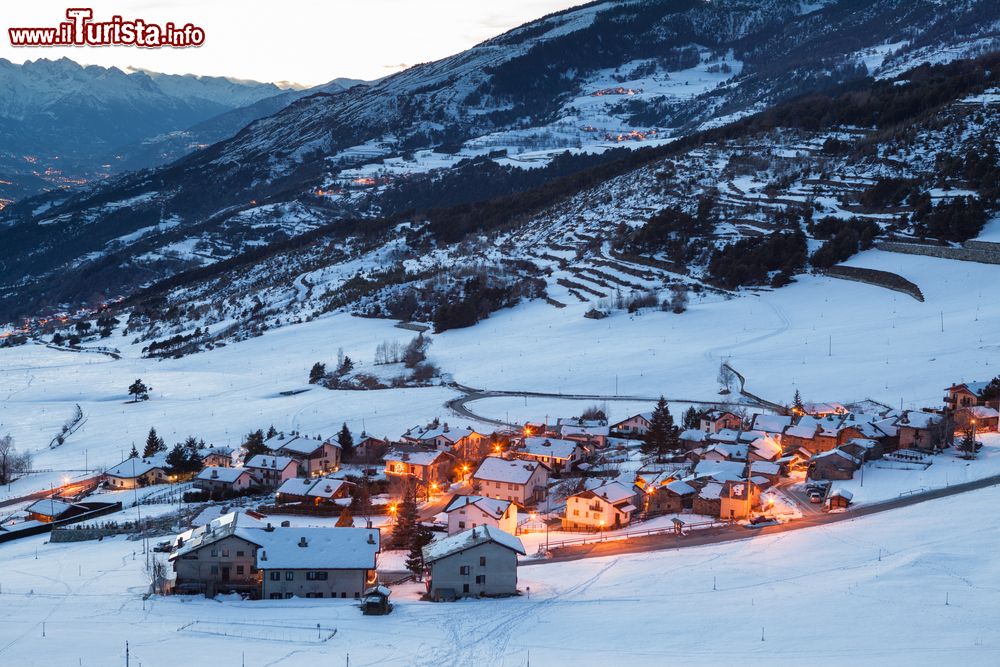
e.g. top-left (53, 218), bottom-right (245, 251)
top-left (896, 411), bottom-right (942, 429)
top-left (443, 495), bottom-right (512, 518)
top-left (679, 428), bottom-right (708, 442)
top-left (829, 488), bottom-right (854, 501)
top-left (697, 482), bottom-right (723, 500)
top-left (559, 424), bottom-right (610, 438)
top-left (384, 447), bottom-right (451, 467)
top-left (612, 412), bottom-right (652, 427)
top-left (255, 527), bottom-right (379, 570)
top-left (196, 466), bottom-right (252, 483)
top-left (693, 459), bottom-right (746, 483)
top-left (245, 455), bottom-right (297, 471)
top-left (664, 480), bottom-right (695, 496)
top-left (749, 461), bottom-right (781, 476)
top-left (422, 525), bottom-right (525, 563)
top-left (474, 457), bottom-right (546, 484)
top-left (266, 433), bottom-right (337, 456)
top-left (26, 498), bottom-right (74, 518)
top-left (105, 456), bottom-right (165, 478)
top-left (958, 406), bottom-right (1000, 419)
top-left (576, 481), bottom-right (634, 505)
top-left (276, 477), bottom-right (351, 499)
top-left (170, 511), bottom-right (265, 560)
top-left (752, 414), bottom-right (793, 433)
top-left (784, 423), bottom-right (818, 439)
top-left (811, 449), bottom-right (860, 465)
top-left (405, 424), bottom-right (480, 443)
top-left (519, 436), bottom-right (581, 461)
top-left (947, 381), bottom-right (991, 397)
top-left (750, 435), bottom-right (782, 460)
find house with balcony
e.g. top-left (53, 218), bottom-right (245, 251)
top-left (245, 455), bottom-right (298, 490)
top-left (512, 436), bottom-right (586, 473)
top-left (443, 495), bottom-right (517, 535)
top-left (562, 481), bottom-right (637, 531)
top-left (265, 432), bottom-right (341, 476)
top-left (383, 446), bottom-right (455, 496)
top-left (473, 457), bottom-right (548, 506)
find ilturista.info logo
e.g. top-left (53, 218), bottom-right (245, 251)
top-left (9, 8), bottom-right (205, 48)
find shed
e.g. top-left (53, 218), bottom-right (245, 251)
top-left (362, 584), bottom-right (392, 615)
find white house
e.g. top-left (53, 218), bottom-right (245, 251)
top-left (513, 436), bottom-right (585, 473)
top-left (443, 495), bottom-right (517, 535)
top-left (473, 457), bottom-right (549, 506)
top-left (275, 477), bottom-right (352, 505)
top-left (256, 527), bottom-right (380, 600)
top-left (562, 481), bottom-right (637, 531)
top-left (610, 412), bottom-right (653, 436)
top-left (245, 455), bottom-right (298, 489)
top-left (265, 433), bottom-right (341, 476)
top-left (104, 455), bottom-right (167, 489)
top-left (194, 467), bottom-right (256, 494)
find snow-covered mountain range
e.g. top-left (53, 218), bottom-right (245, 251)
top-left (0, 0), bottom-right (998, 335)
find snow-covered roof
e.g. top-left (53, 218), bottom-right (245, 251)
top-left (105, 456), bottom-right (165, 478)
top-left (802, 402), bottom-right (847, 415)
top-left (679, 428), bottom-right (707, 442)
top-left (266, 433), bottom-right (336, 455)
top-left (196, 466), bottom-right (250, 483)
top-left (560, 424), bottom-right (610, 438)
top-left (276, 478), bottom-right (318, 496)
top-left (255, 527), bottom-right (380, 570)
top-left (579, 481), bottom-right (634, 505)
top-left (422, 525), bottom-right (525, 563)
top-left (612, 412), bottom-right (652, 427)
top-left (276, 477), bottom-right (350, 499)
top-left (556, 418), bottom-right (607, 427)
top-left (245, 454), bottom-right (297, 470)
top-left (752, 414), bottom-right (793, 433)
top-left (948, 381), bottom-right (991, 396)
top-left (843, 438), bottom-right (879, 450)
top-left (26, 498), bottom-right (74, 518)
top-left (205, 446), bottom-right (234, 456)
top-left (520, 436), bottom-right (580, 460)
top-left (785, 423), bottom-right (818, 439)
top-left (829, 488), bottom-right (854, 501)
top-left (693, 459), bottom-right (745, 482)
top-left (697, 482), bottom-right (723, 500)
top-left (812, 449), bottom-right (860, 465)
top-left (170, 511), bottom-right (266, 560)
top-left (750, 461), bottom-right (781, 476)
top-left (703, 443), bottom-right (747, 460)
top-left (710, 428), bottom-right (741, 443)
top-left (664, 480), bottom-right (695, 495)
top-left (750, 436), bottom-right (783, 460)
top-left (474, 457), bottom-right (544, 484)
top-left (384, 447), bottom-right (450, 467)
top-left (959, 406), bottom-right (1000, 419)
top-left (406, 424), bottom-right (479, 443)
top-left (444, 495), bottom-right (512, 518)
top-left (897, 411), bottom-right (942, 429)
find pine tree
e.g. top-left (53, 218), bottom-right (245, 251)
top-left (337, 423), bottom-right (354, 461)
top-left (682, 406), bottom-right (700, 429)
top-left (392, 481), bottom-right (419, 549)
top-left (335, 507), bottom-right (354, 527)
top-left (143, 427), bottom-right (166, 458)
top-left (166, 442), bottom-right (187, 472)
top-left (128, 379), bottom-right (149, 402)
top-left (242, 429), bottom-right (267, 463)
top-left (129, 444), bottom-right (139, 458)
top-left (642, 397), bottom-right (676, 455)
top-left (793, 389), bottom-right (805, 413)
top-left (405, 523), bottom-right (434, 578)
top-left (183, 436), bottom-right (202, 471)
top-left (959, 426), bottom-right (977, 459)
top-left (308, 362), bottom-right (326, 384)
top-left (266, 425), bottom-right (278, 439)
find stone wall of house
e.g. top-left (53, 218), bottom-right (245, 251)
top-left (876, 241), bottom-right (1000, 265)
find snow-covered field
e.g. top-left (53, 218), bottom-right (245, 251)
top-left (0, 247), bottom-right (997, 502)
top-left (2, 481), bottom-right (1000, 665)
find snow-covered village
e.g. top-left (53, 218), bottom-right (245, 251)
top-left (3, 1), bottom-right (1000, 665)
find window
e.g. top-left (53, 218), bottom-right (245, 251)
top-left (463, 583), bottom-right (470, 593)
top-left (475, 575), bottom-right (486, 584)
top-left (284, 593), bottom-right (294, 599)
top-left (269, 571), bottom-right (281, 581)
top-left (354, 592), bottom-right (360, 599)
top-left (285, 571), bottom-right (295, 581)
top-left (210, 565), bottom-right (219, 574)
top-left (341, 592), bottom-right (347, 598)
top-left (572, 509), bottom-right (579, 516)
top-left (306, 592), bottom-right (323, 598)
top-left (307, 572), bottom-right (328, 581)
top-left (459, 565), bottom-right (471, 575)
top-left (479, 556), bottom-right (486, 566)
top-left (222, 548), bottom-right (230, 557)
top-left (270, 593), bottom-right (283, 600)
top-left (458, 521), bottom-right (465, 529)
top-left (236, 565), bottom-right (245, 575)
top-left (210, 549), bottom-right (218, 557)
top-left (236, 550), bottom-right (245, 557)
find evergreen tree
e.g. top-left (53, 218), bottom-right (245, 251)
top-left (682, 406), bottom-right (700, 429)
top-left (959, 426), bottom-right (978, 459)
top-left (405, 523), bottom-right (434, 578)
top-left (128, 379), bottom-right (150, 402)
top-left (166, 442), bottom-right (187, 472)
top-left (335, 507), bottom-right (354, 527)
top-left (142, 427), bottom-right (166, 458)
top-left (642, 397), bottom-right (676, 455)
top-left (392, 481), bottom-right (419, 549)
top-left (793, 389), bottom-right (805, 413)
top-left (337, 356), bottom-right (354, 376)
top-left (242, 429), bottom-right (267, 463)
top-left (266, 424), bottom-right (278, 439)
top-left (182, 436), bottom-right (203, 471)
top-left (308, 362), bottom-right (326, 384)
top-left (129, 444), bottom-right (139, 458)
top-left (337, 423), bottom-right (354, 461)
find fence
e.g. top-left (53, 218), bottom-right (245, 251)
top-left (0, 501), bottom-right (122, 544)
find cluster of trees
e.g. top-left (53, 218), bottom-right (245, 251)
top-left (0, 434), bottom-right (32, 484)
top-left (629, 203), bottom-right (714, 264)
top-left (165, 436), bottom-right (208, 474)
top-left (707, 230), bottom-right (807, 289)
top-left (913, 196), bottom-right (987, 242)
top-left (859, 177), bottom-right (918, 209)
top-left (810, 217), bottom-right (879, 269)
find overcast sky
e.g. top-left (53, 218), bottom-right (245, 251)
top-left (0, 1), bottom-right (583, 86)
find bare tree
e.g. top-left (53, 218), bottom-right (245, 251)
top-left (717, 361), bottom-right (738, 394)
top-left (0, 435), bottom-right (31, 484)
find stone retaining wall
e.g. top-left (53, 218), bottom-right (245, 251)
top-left (877, 240), bottom-right (1000, 265)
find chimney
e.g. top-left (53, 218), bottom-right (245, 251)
top-left (298, 536), bottom-right (308, 548)
top-left (211, 469), bottom-right (219, 479)
top-left (261, 549), bottom-right (267, 561)
top-left (367, 532), bottom-right (375, 545)
top-left (281, 520), bottom-right (291, 527)
top-left (265, 522), bottom-right (274, 532)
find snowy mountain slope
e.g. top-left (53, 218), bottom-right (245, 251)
top-left (1, 0), bottom-right (998, 327)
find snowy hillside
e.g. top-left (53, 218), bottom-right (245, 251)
top-left (2, 0), bottom-right (997, 325)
